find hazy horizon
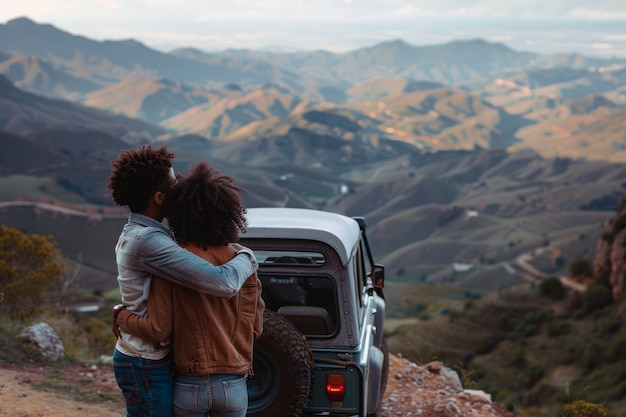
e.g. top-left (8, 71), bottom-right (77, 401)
top-left (2, 1), bottom-right (626, 58)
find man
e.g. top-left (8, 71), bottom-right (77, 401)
top-left (107, 145), bottom-right (257, 417)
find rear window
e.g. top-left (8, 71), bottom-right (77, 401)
top-left (258, 274), bottom-right (337, 337)
top-left (254, 250), bottom-right (325, 266)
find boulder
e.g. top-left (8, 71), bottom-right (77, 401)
top-left (20, 322), bottom-right (64, 361)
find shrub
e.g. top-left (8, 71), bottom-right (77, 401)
top-left (558, 400), bottom-right (617, 417)
top-left (539, 276), bottom-right (566, 300)
top-left (508, 347), bottom-right (526, 367)
top-left (414, 303), bottom-right (428, 313)
top-left (522, 363), bottom-right (545, 389)
top-left (515, 323), bottom-right (538, 337)
top-left (581, 340), bottom-right (604, 371)
top-left (475, 335), bottom-right (498, 355)
top-left (606, 333), bottom-right (626, 362)
top-left (582, 284), bottom-right (613, 312)
top-left (569, 258), bottom-right (593, 277)
top-left (497, 312), bottom-right (512, 331)
top-left (608, 381), bottom-right (626, 401)
top-left (523, 309), bottom-right (553, 325)
top-left (547, 320), bottom-right (571, 337)
top-left (0, 226), bottom-right (68, 320)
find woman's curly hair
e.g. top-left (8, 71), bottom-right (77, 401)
top-left (167, 161), bottom-right (247, 248)
top-left (107, 145), bottom-right (175, 213)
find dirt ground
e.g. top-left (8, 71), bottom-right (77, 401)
top-left (0, 361), bottom-right (123, 417)
top-left (0, 354), bottom-right (515, 417)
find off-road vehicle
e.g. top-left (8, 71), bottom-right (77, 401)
top-left (240, 207), bottom-right (388, 417)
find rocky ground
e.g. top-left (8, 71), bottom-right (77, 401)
top-left (382, 354), bottom-right (516, 417)
top-left (0, 353), bottom-right (516, 417)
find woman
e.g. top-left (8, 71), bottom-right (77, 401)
top-left (115, 161), bottom-right (264, 417)
top-left (108, 146), bottom-right (257, 417)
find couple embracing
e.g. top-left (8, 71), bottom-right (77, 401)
top-left (107, 145), bottom-right (264, 417)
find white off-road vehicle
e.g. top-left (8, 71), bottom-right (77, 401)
top-left (240, 207), bottom-right (388, 417)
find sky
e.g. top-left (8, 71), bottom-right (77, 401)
top-left (2, 0), bottom-right (626, 58)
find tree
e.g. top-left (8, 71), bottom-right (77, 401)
top-left (0, 226), bottom-right (67, 320)
top-left (569, 258), bottom-right (593, 277)
top-left (539, 276), bottom-right (566, 300)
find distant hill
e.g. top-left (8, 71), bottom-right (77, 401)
top-left (161, 86), bottom-right (317, 137)
top-left (347, 77), bottom-right (446, 102)
top-left (1, 127), bottom-right (130, 204)
top-left (214, 39), bottom-right (625, 87)
top-left (511, 105), bottom-right (626, 162)
top-left (0, 54), bottom-right (101, 99)
top-left (467, 67), bottom-right (626, 112)
top-left (0, 130), bottom-right (66, 174)
top-left (82, 77), bottom-right (218, 124)
top-left (0, 17), bottom-right (301, 94)
top-left (0, 74), bottom-right (163, 139)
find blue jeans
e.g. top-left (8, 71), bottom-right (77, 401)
top-left (172, 373), bottom-right (248, 417)
top-left (112, 348), bottom-right (173, 417)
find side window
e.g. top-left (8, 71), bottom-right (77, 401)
top-left (354, 242), bottom-right (365, 307)
top-left (360, 238), bottom-right (373, 283)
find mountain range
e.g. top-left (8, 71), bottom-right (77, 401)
top-left (1, 16), bottom-right (626, 294)
top-left (1, 17), bottom-right (626, 161)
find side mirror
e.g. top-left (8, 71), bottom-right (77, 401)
top-left (372, 264), bottom-right (384, 289)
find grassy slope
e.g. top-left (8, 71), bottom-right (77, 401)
top-left (385, 281), bottom-right (626, 416)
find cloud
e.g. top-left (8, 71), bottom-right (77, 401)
top-left (1, 0), bottom-right (625, 57)
top-left (3, 0), bottom-right (626, 24)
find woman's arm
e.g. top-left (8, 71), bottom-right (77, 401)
top-left (116, 276), bottom-right (173, 344)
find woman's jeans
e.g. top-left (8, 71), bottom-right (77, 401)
top-left (173, 373), bottom-right (248, 417)
top-left (112, 348), bottom-right (173, 417)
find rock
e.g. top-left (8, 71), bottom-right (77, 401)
top-left (19, 322), bottom-right (64, 361)
top-left (381, 354), bottom-right (516, 417)
top-left (594, 203), bottom-right (626, 300)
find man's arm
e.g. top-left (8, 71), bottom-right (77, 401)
top-left (139, 229), bottom-right (257, 297)
top-left (116, 277), bottom-right (173, 343)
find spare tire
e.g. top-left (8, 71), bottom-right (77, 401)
top-left (368, 337), bottom-right (390, 417)
top-left (247, 310), bottom-right (313, 417)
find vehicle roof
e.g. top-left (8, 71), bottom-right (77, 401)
top-left (241, 207), bottom-right (361, 266)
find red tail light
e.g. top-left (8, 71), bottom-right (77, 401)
top-left (326, 374), bottom-right (346, 401)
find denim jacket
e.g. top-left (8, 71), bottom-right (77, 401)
top-left (115, 213), bottom-right (257, 359)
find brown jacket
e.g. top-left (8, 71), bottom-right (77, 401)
top-left (117, 245), bottom-right (264, 376)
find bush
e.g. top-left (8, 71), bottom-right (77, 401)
top-left (606, 333), bottom-right (626, 362)
top-left (475, 335), bottom-right (498, 355)
top-left (497, 312), bottom-right (512, 331)
top-left (539, 276), bottom-right (566, 300)
top-left (569, 258), bottom-right (593, 277)
top-left (508, 347), bottom-right (526, 368)
top-left (522, 363), bottom-right (545, 389)
top-left (582, 284), bottom-right (613, 312)
top-left (558, 400), bottom-right (617, 417)
top-left (582, 340), bottom-right (605, 370)
top-left (608, 381), bottom-right (626, 401)
top-left (547, 320), bottom-right (571, 337)
top-left (0, 226), bottom-right (68, 320)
